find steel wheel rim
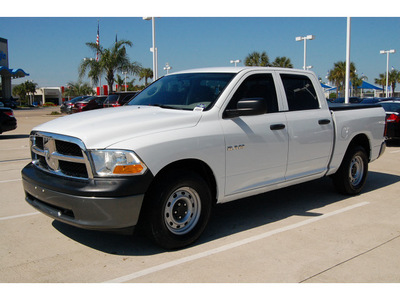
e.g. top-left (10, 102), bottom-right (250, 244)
top-left (349, 155), bottom-right (364, 187)
top-left (164, 187), bottom-right (201, 235)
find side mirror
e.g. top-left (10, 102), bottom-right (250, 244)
top-left (223, 98), bottom-right (267, 118)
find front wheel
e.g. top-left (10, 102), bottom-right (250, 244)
top-left (143, 171), bottom-right (213, 249)
top-left (332, 146), bottom-right (368, 195)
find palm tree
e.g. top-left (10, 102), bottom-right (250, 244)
top-left (12, 83), bottom-right (27, 104)
top-left (389, 69), bottom-right (400, 96)
top-left (244, 51), bottom-right (270, 67)
top-left (271, 56), bottom-right (293, 68)
top-left (64, 81), bottom-right (94, 98)
top-left (115, 74), bottom-right (125, 91)
top-left (79, 39), bottom-right (141, 93)
top-left (374, 73), bottom-right (386, 91)
top-left (139, 68), bottom-right (153, 86)
top-left (351, 74), bottom-right (368, 96)
top-left (328, 61), bottom-right (356, 97)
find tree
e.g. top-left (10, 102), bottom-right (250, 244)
top-left (245, 51), bottom-right (270, 67)
top-left (271, 56), bottom-right (293, 68)
top-left (139, 68), bottom-right (154, 86)
top-left (12, 80), bottom-right (38, 105)
top-left (79, 39), bottom-right (141, 93)
top-left (328, 61), bottom-right (356, 97)
top-left (64, 81), bottom-right (94, 98)
top-left (388, 69), bottom-right (400, 96)
top-left (374, 73), bottom-right (386, 91)
top-left (351, 74), bottom-right (368, 96)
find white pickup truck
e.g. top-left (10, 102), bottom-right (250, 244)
top-left (22, 67), bottom-right (386, 249)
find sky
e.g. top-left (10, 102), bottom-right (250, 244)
top-left (1, 1), bottom-right (400, 89)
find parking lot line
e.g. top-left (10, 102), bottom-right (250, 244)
top-left (0, 212), bottom-right (40, 221)
top-left (105, 201), bottom-right (370, 283)
top-left (0, 179), bottom-right (22, 184)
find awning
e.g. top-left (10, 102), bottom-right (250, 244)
top-left (0, 66), bottom-right (29, 78)
top-left (320, 83), bottom-right (333, 89)
top-left (357, 80), bottom-right (383, 90)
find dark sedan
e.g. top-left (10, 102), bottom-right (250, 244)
top-left (103, 91), bottom-right (140, 108)
top-left (0, 107), bottom-right (17, 134)
top-left (381, 101), bottom-right (400, 140)
top-left (60, 96), bottom-right (90, 114)
top-left (72, 96), bottom-right (107, 113)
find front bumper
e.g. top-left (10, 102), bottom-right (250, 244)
top-left (22, 163), bottom-right (153, 231)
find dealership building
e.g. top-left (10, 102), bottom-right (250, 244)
top-left (0, 37), bottom-right (29, 101)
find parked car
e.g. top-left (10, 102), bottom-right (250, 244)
top-left (380, 101), bottom-right (400, 139)
top-left (60, 96), bottom-right (90, 114)
top-left (360, 98), bottom-right (381, 104)
top-left (81, 96), bottom-right (107, 112)
top-left (0, 107), bottom-right (17, 134)
top-left (72, 96), bottom-right (107, 113)
top-left (0, 98), bottom-right (17, 109)
top-left (331, 97), bottom-right (363, 104)
top-left (103, 91), bottom-right (140, 108)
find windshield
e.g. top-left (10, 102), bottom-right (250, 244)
top-left (128, 73), bottom-right (235, 110)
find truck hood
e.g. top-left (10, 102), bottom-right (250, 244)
top-left (33, 106), bottom-right (203, 149)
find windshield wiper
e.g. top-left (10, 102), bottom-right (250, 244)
top-left (151, 104), bottom-right (183, 110)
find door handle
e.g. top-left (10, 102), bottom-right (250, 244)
top-left (270, 124), bottom-right (286, 130)
top-left (318, 119), bottom-right (331, 125)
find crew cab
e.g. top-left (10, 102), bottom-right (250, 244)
top-left (21, 67), bottom-right (386, 249)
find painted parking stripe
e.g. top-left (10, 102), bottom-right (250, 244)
top-left (0, 212), bottom-right (40, 221)
top-left (0, 179), bottom-right (22, 184)
top-left (105, 201), bottom-right (369, 283)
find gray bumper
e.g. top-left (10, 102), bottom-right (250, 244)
top-left (23, 177), bottom-right (144, 231)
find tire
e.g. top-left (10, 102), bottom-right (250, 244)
top-left (332, 146), bottom-right (368, 195)
top-left (143, 170), bottom-right (213, 249)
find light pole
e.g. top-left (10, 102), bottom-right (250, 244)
top-left (295, 35), bottom-right (315, 70)
top-left (143, 17), bottom-right (158, 81)
top-left (230, 59), bottom-right (241, 67)
top-left (164, 62), bottom-right (172, 74)
top-left (122, 71), bottom-right (127, 91)
top-left (380, 49), bottom-right (396, 97)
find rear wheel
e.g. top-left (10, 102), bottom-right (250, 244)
top-left (143, 170), bottom-right (212, 249)
top-left (332, 146), bottom-right (368, 195)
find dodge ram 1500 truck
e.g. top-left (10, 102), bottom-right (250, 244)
top-left (22, 67), bottom-right (386, 249)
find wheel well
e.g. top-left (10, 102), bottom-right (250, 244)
top-left (348, 134), bottom-right (371, 161)
top-left (149, 159), bottom-right (218, 203)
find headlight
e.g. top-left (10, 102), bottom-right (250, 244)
top-left (90, 150), bottom-right (147, 176)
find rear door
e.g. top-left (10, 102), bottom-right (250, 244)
top-left (278, 73), bottom-right (334, 180)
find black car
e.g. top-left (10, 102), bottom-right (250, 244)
top-left (103, 91), bottom-right (140, 108)
top-left (0, 98), bottom-right (17, 109)
top-left (381, 101), bottom-right (400, 140)
top-left (60, 96), bottom-right (90, 114)
top-left (0, 107), bottom-right (17, 134)
top-left (72, 96), bottom-right (107, 113)
top-left (332, 97), bottom-right (363, 104)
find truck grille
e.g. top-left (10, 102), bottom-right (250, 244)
top-left (30, 132), bottom-right (93, 179)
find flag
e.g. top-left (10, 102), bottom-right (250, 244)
top-left (96, 21), bottom-right (99, 61)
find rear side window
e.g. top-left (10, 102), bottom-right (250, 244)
top-left (227, 73), bottom-right (279, 113)
top-left (280, 74), bottom-right (319, 111)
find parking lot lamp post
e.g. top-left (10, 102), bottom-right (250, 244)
top-left (295, 35), bottom-right (315, 70)
top-left (164, 62), bottom-right (172, 74)
top-left (143, 17), bottom-right (158, 81)
top-left (122, 71), bottom-right (127, 91)
top-left (230, 59), bottom-right (241, 67)
top-left (380, 49), bottom-right (396, 97)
